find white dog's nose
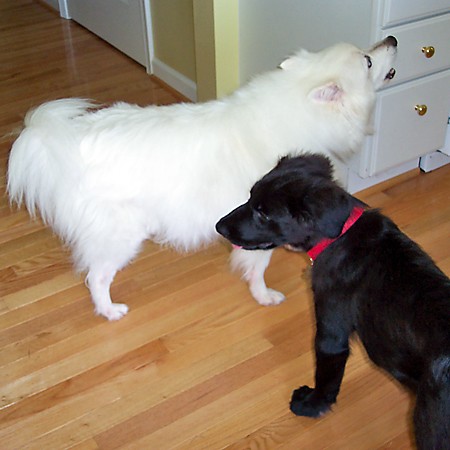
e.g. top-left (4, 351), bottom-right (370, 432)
top-left (385, 35), bottom-right (398, 47)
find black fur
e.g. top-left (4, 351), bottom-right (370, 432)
top-left (216, 154), bottom-right (450, 449)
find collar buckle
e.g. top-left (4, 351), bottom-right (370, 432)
top-left (306, 206), bottom-right (364, 264)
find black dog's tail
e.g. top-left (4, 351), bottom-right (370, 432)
top-left (414, 356), bottom-right (450, 450)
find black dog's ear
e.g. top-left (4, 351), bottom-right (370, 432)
top-left (277, 154), bottom-right (333, 180)
top-left (310, 186), bottom-right (354, 238)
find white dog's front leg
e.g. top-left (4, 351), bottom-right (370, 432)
top-left (86, 267), bottom-right (129, 320)
top-left (230, 248), bottom-right (285, 305)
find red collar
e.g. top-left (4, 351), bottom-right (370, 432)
top-left (307, 206), bottom-right (365, 264)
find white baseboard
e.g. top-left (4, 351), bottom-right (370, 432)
top-left (420, 150), bottom-right (450, 172)
top-left (340, 149), bottom-right (450, 193)
top-left (344, 159), bottom-right (419, 194)
top-left (152, 58), bottom-right (197, 102)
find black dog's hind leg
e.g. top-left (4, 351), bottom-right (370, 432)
top-left (290, 301), bottom-right (351, 418)
top-left (413, 356), bottom-right (450, 450)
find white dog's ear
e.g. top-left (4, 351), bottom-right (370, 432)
top-left (309, 83), bottom-right (343, 103)
top-left (278, 57), bottom-right (295, 70)
top-left (278, 49), bottom-right (309, 70)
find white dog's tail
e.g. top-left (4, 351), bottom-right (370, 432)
top-left (7, 99), bottom-right (93, 231)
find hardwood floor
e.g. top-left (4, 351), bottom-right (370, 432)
top-left (1, 2), bottom-right (449, 449)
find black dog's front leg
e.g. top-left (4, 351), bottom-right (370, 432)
top-left (290, 313), bottom-right (351, 418)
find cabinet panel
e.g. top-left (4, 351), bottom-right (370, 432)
top-left (384, 14), bottom-right (450, 85)
top-left (368, 70), bottom-right (450, 175)
top-left (383, 0), bottom-right (450, 26)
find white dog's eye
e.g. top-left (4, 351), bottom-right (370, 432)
top-left (365, 55), bottom-right (372, 69)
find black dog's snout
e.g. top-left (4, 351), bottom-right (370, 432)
top-left (216, 203), bottom-right (247, 239)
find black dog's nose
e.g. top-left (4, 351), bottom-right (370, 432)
top-left (385, 35), bottom-right (398, 47)
top-left (215, 218), bottom-right (227, 237)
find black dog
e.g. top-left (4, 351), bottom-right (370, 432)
top-left (216, 154), bottom-right (450, 449)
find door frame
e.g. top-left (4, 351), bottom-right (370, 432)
top-left (57, 0), bottom-right (154, 73)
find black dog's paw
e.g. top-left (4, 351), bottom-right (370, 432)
top-left (290, 385), bottom-right (333, 418)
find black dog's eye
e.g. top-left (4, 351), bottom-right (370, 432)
top-left (365, 55), bottom-right (372, 69)
top-left (255, 205), bottom-right (270, 221)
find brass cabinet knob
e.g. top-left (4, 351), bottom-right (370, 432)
top-left (421, 46), bottom-right (435, 58)
top-left (415, 104), bottom-right (428, 116)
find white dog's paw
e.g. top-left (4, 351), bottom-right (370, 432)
top-left (96, 303), bottom-right (129, 321)
top-left (254, 288), bottom-right (286, 306)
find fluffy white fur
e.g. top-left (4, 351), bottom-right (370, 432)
top-left (7, 38), bottom-right (396, 320)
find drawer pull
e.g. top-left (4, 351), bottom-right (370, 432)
top-left (421, 46), bottom-right (435, 58)
top-left (415, 104), bottom-right (428, 116)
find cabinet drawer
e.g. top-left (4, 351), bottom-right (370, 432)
top-left (367, 70), bottom-right (450, 175)
top-left (383, 0), bottom-right (450, 27)
top-left (383, 14), bottom-right (450, 85)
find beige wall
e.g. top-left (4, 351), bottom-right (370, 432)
top-left (212, 0), bottom-right (239, 99)
top-left (150, 0), bottom-right (239, 102)
top-left (150, 0), bottom-right (197, 82)
top-left (192, 0), bottom-right (238, 101)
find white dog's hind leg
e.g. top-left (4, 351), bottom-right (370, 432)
top-left (230, 248), bottom-right (285, 306)
top-left (86, 266), bottom-right (128, 320)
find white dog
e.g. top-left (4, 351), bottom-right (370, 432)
top-left (7, 37), bottom-right (397, 320)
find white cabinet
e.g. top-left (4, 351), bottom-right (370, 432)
top-left (238, 0), bottom-right (450, 192)
top-left (382, 0), bottom-right (450, 26)
top-left (365, 71), bottom-right (450, 175)
top-left (382, 14), bottom-right (450, 85)
top-left (346, 0), bottom-right (450, 190)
